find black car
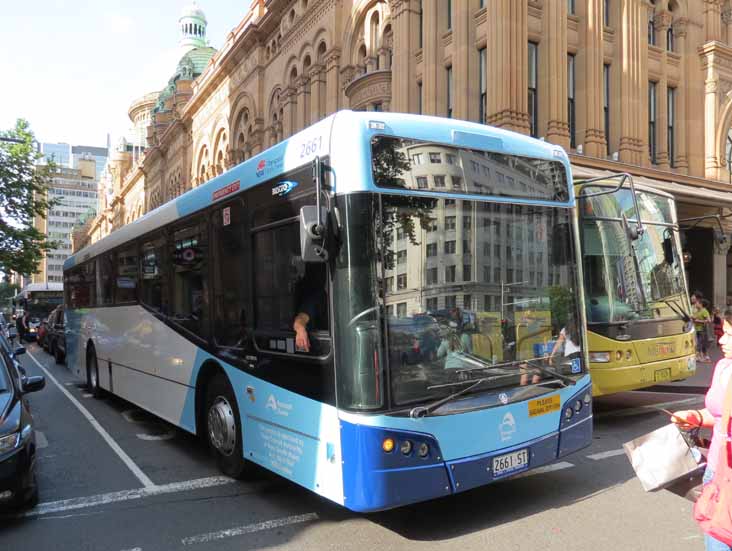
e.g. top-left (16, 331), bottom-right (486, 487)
top-left (46, 305), bottom-right (66, 364)
top-left (0, 344), bottom-right (45, 509)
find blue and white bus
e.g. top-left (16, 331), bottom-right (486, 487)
top-left (63, 111), bottom-right (591, 512)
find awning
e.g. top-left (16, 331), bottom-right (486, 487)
top-left (571, 164), bottom-right (732, 208)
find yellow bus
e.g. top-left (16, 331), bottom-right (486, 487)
top-left (575, 175), bottom-right (696, 396)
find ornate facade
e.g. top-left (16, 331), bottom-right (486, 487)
top-left (77, 0), bottom-right (732, 306)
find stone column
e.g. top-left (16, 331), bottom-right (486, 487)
top-left (705, 0), bottom-right (722, 43)
top-left (580, 0), bottom-right (606, 156)
top-left (452, 0), bottom-right (473, 121)
top-left (674, 18), bottom-right (689, 171)
top-left (714, 249), bottom-right (728, 310)
top-left (282, 86), bottom-right (297, 138)
top-left (309, 65), bottom-right (326, 123)
top-left (655, 11), bottom-right (672, 168)
top-left (296, 76), bottom-right (309, 131)
top-left (618, 0), bottom-right (645, 165)
top-left (389, 0), bottom-right (418, 112)
top-left (421, 0), bottom-right (440, 115)
top-left (723, 7), bottom-right (732, 45)
top-left (487, 0), bottom-right (530, 133)
top-left (324, 49), bottom-right (341, 115)
top-left (543, 0), bottom-right (569, 147)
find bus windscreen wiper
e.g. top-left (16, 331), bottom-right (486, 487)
top-left (524, 359), bottom-right (576, 386)
top-left (660, 298), bottom-right (691, 324)
top-left (410, 376), bottom-right (507, 419)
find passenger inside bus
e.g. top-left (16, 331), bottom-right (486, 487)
top-left (292, 262), bottom-right (328, 353)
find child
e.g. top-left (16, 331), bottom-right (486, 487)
top-left (693, 298), bottom-right (712, 362)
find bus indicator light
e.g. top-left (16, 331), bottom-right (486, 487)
top-left (382, 438), bottom-right (395, 453)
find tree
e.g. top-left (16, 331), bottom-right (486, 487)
top-left (0, 119), bottom-right (56, 276)
top-left (0, 282), bottom-right (19, 303)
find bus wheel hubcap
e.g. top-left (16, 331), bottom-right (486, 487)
top-left (208, 397), bottom-right (236, 456)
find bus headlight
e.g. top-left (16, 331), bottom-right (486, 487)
top-left (564, 407), bottom-right (574, 420)
top-left (418, 442), bottom-right (430, 458)
top-left (573, 400), bottom-right (583, 413)
top-left (400, 440), bottom-right (413, 455)
top-left (583, 392), bottom-right (591, 405)
top-left (688, 356), bottom-right (696, 372)
top-left (589, 352), bottom-right (610, 363)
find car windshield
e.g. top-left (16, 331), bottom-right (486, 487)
top-left (0, 355), bottom-right (10, 393)
top-left (378, 196), bottom-right (584, 407)
top-left (580, 186), bottom-right (689, 324)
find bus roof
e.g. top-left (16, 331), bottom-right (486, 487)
top-left (20, 282), bottom-right (63, 296)
top-left (65, 110), bottom-right (571, 271)
top-left (574, 178), bottom-right (675, 200)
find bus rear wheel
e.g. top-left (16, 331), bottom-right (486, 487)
top-left (205, 375), bottom-right (248, 479)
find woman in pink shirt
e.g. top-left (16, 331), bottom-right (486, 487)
top-left (673, 310), bottom-right (732, 551)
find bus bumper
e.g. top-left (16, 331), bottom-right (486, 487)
top-left (591, 354), bottom-right (696, 396)
top-left (340, 386), bottom-right (592, 512)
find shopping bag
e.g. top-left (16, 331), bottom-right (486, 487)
top-left (623, 423), bottom-right (702, 491)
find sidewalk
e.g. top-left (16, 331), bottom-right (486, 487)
top-left (646, 346), bottom-right (722, 395)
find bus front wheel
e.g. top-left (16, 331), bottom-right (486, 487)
top-left (86, 348), bottom-right (102, 398)
top-left (205, 375), bottom-right (248, 479)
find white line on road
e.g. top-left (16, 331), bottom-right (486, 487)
top-left (26, 351), bottom-right (155, 488)
top-left (82, 392), bottom-right (93, 398)
top-left (136, 431), bottom-right (176, 441)
top-left (587, 449), bottom-right (627, 461)
top-left (35, 430), bottom-right (48, 449)
top-left (596, 397), bottom-right (703, 419)
top-left (512, 461), bottom-right (574, 479)
top-left (20, 476), bottom-right (236, 518)
top-left (181, 512), bottom-right (319, 546)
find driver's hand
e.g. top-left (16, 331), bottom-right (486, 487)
top-left (295, 327), bottom-right (310, 352)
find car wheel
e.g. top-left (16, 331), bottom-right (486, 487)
top-left (205, 374), bottom-right (249, 479)
top-left (54, 344), bottom-right (64, 364)
top-left (86, 348), bottom-right (102, 398)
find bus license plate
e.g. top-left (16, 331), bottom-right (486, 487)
top-left (654, 368), bottom-right (671, 382)
top-left (492, 449), bottom-right (529, 477)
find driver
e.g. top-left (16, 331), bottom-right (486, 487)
top-left (293, 263), bottom-right (328, 353)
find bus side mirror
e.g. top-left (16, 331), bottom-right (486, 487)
top-left (300, 206), bottom-right (329, 262)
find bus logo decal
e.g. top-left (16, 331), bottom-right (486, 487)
top-left (265, 394), bottom-right (293, 416)
top-left (499, 412), bottom-right (517, 442)
top-left (256, 160), bottom-right (267, 177)
top-left (272, 180), bottom-right (298, 197)
top-left (212, 180), bottom-right (240, 201)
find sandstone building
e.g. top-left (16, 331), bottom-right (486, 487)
top-left (77, 0), bottom-right (732, 307)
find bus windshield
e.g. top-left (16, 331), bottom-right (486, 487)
top-left (580, 186), bottom-right (688, 324)
top-left (377, 197), bottom-right (583, 407)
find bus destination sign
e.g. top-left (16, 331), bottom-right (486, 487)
top-left (212, 180), bottom-right (240, 201)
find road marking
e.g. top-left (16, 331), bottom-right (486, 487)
top-left (136, 431), bottom-right (176, 441)
top-left (120, 548), bottom-right (143, 551)
top-left (35, 430), bottom-right (48, 449)
top-left (26, 351), bottom-right (155, 488)
top-left (596, 397), bottom-right (703, 419)
top-left (82, 393), bottom-right (93, 398)
top-left (64, 382), bottom-right (73, 386)
top-left (181, 512), bottom-right (319, 546)
top-left (18, 476), bottom-right (236, 518)
top-left (512, 461), bottom-right (574, 479)
top-left (587, 449), bottom-right (626, 461)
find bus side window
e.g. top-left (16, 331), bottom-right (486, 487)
top-left (97, 253), bottom-right (115, 306)
top-left (212, 201), bottom-right (250, 351)
top-left (116, 245), bottom-right (139, 305)
top-left (140, 235), bottom-right (169, 315)
top-left (170, 219), bottom-right (208, 340)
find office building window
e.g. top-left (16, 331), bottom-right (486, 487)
top-left (604, 64), bottom-right (611, 156)
top-left (568, 54), bottom-right (576, 149)
top-left (479, 48), bottom-right (487, 124)
top-left (667, 26), bottom-right (674, 52)
top-left (447, 66), bottom-right (453, 118)
top-left (418, 81), bottom-right (423, 114)
top-left (446, 0), bottom-right (452, 30)
top-left (649, 81), bottom-right (657, 164)
top-left (568, 0), bottom-right (575, 15)
top-left (528, 42), bottom-right (538, 137)
top-left (668, 86), bottom-right (676, 167)
top-left (445, 265), bottom-right (456, 283)
top-left (604, 0), bottom-right (610, 26)
top-left (648, 17), bottom-right (656, 45)
top-left (419, 0), bottom-right (423, 48)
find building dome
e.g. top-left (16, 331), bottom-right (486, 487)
top-left (179, 2), bottom-right (208, 52)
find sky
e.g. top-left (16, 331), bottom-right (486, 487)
top-left (0, 1), bottom-right (253, 148)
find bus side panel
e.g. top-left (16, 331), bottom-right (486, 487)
top-left (64, 309), bottom-right (85, 381)
top-left (187, 350), bottom-right (345, 506)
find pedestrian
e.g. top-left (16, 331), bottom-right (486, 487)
top-left (714, 307), bottom-right (724, 347)
top-left (693, 297), bottom-right (712, 362)
top-left (672, 307), bottom-right (732, 550)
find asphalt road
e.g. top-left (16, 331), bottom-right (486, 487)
top-left (0, 343), bottom-right (710, 551)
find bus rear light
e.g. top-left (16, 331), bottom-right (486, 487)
top-left (418, 442), bottom-right (430, 458)
top-left (382, 438), bottom-right (395, 453)
top-left (400, 440), bottom-right (413, 455)
top-left (589, 352), bottom-right (610, 363)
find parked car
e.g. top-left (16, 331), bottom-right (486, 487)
top-left (0, 341), bottom-right (45, 509)
top-left (46, 305), bottom-right (66, 364)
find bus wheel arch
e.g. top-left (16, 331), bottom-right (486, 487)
top-left (195, 362), bottom-right (250, 479)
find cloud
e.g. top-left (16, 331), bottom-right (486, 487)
top-left (105, 13), bottom-right (134, 34)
